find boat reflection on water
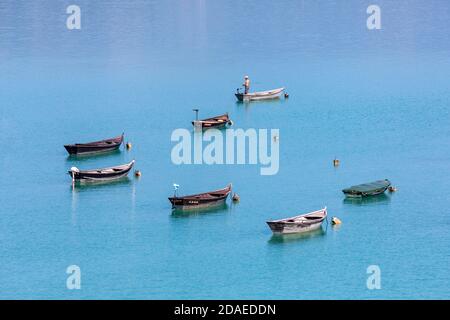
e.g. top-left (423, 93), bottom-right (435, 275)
top-left (66, 148), bottom-right (122, 162)
top-left (343, 193), bottom-right (391, 206)
top-left (236, 97), bottom-right (287, 110)
top-left (268, 227), bottom-right (326, 245)
top-left (70, 176), bottom-right (132, 192)
top-left (171, 203), bottom-right (230, 218)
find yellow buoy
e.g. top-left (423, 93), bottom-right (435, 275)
top-left (134, 170), bottom-right (141, 177)
top-left (126, 142), bottom-right (132, 150)
top-left (331, 217), bottom-right (342, 225)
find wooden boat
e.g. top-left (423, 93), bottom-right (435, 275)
top-left (266, 207), bottom-right (327, 234)
top-left (64, 133), bottom-right (124, 155)
top-left (168, 184), bottom-right (232, 210)
top-left (192, 113), bottom-right (232, 129)
top-left (342, 179), bottom-right (391, 198)
top-left (68, 160), bottom-right (135, 182)
top-left (235, 87), bottom-right (285, 102)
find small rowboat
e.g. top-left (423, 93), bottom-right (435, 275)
top-left (235, 87), bottom-right (285, 102)
top-left (342, 179), bottom-right (391, 198)
top-left (68, 160), bottom-right (135, 182)
top-left (192, 113), bottom-right (232, 129)
top-left (64, 133), bottom-right (124, 155)
top-left (267, 207), bottom-right (327, 234)
top-left (168, 184), bottom-right (232, 210)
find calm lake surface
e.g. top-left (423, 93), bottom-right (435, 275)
top-left (0, 0), bottom-right (449, 299)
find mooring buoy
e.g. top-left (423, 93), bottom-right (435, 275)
top-left (232, 193), bottom-right (240, 202)
top-left (333, 158), bottom-right (340, 167)
top-left (126, 142), bottom-right (132, 150)
top-left (331, 217), bottom-right (342, 225)
top-left (284, 92), bottom-right (289, 98)
top-left (134, 170), bottom-right (141, 177)
top-left (388, 186), bottom-right (397, 192)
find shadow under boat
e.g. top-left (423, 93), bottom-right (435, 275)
top-left (171, 203), bottom-right (230, 218)
top-left (268, 227), bottom-right (326, 245)
top-left (343, 193), bottom-right (391, 206)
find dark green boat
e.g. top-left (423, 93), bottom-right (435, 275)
top-left (342, 179), bottom-right (391, 197)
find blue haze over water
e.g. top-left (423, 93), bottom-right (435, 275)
top-left (0, 0), bottom-right (449, 299)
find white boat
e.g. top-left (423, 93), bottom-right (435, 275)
top-left (235, 87), bottom-right (285, 101)
top-left (266, 207), bottom-right (327, 234)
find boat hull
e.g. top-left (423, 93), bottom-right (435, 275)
top-left (64, 144), bottom-right (121, 155)
top-left (68, 161), bottom-right (134, 182)
top-left (342, 179), bottom-right (391, 198)
top-left (168, 184), bottom-right (232, 211)
top-left (266, 207), bottom-right (327, 235)
top-left (169, 197), bottom-right (228, 211)
top-left (192, 121), bottom-right (228, 130)
top-left (192, 114), bottom-right (230, 130)
top-left (267, 220), bottom-right (324, 234)
top-left (64, 134), bottom-right (124, 155)
top-left (235, 88), bottom-right (284, 102)
top-left (343, 187), bottom-right (389, 198)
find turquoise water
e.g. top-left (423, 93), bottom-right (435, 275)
top-left (0, 0), bottom-right (449, 299)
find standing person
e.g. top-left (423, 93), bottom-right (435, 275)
top-left (243, 75), bottom-right (250, 94)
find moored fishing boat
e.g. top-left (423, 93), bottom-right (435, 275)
top-left (235, 87), bottom-right (285, 102)
top-left (168, 184), bottom-right (232, 210)
top-left (64, 133), bottom-right (124, 155)
top-left (342, 179), bottom-right (391, 197)
top-left (192, 113), bottom-right (232, 129)
top-left (68, 160), bottom-right (135, 182)
top-left (266, 207), bottom-right (327, 234)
